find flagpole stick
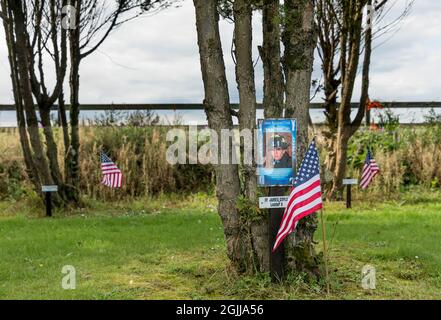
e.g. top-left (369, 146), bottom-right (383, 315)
top-left (320, 208), bottom-right (330, 295)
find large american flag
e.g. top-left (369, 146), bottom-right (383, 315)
top-left (100, 152), bottom-right (123, 188)
top-left (360, 149), bottom-right (380, 189)
top-left (273, 139), bottom-right (323, 252)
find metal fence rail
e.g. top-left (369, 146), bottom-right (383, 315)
top-left (1, 102), bottom-right (440, 130)
top-left (0, 101), bottom-right (440, 111)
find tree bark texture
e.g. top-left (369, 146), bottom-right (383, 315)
top-left (282, 0), bottom-right (321, 278)
top-left (8, 0), bottom-right (54, 188)
top-left (233, 0), bottom-right (269, 272)
top-left (2, 0), bottom-right (73, 205)
top-left (1, 0), bottom-right (40, 191)
top-left (316, 0), bottom-right (373, 199)
top-left (66, 0), bottom-right (82, 203)
top-left (194, 0), bottom-right (252, 273)
top-left (329, 1), bottom-right (364, 199)
top-left (259, 0), bottom-right (284, 118)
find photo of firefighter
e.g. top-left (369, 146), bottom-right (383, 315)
top-left (264, 133), bottom-right (293, 169)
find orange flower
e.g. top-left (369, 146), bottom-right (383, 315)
top-left (366, 99), bottom-right (384, 111)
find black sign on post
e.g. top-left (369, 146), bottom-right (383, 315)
top-left (42, 185), bottom-right (58, 217)
top-left (343, 179), bottom-right (357, 209)
top-left (269, 186), bottom-right (285, 282)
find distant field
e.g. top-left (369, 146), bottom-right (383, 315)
top-left (0, 192), bottom-right (440, 299)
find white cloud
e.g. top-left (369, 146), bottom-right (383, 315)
top-left (0, 0), bottom-right (440, 108)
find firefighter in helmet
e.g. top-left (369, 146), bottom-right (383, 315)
top-left (267, 135), bottom-right (292, 169)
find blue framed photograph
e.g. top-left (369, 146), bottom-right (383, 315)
top-left (256, 119), bottom-right (297, 187)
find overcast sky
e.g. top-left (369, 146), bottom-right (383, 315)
top-left (0, 0), bottom-right (440, 107)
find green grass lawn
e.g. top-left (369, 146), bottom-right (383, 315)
top-left (0, 192), bottom-right (440, 299)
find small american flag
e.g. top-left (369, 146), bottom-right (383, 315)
top-left (360, 149), bottom-right (380, 189)
top-left (273, 139), bottom-right (323, 252)
top-left (100, 152), bottom-right (123, 188)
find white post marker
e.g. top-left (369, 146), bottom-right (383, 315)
top-left (258, 196), bottom-right (289, 209)
top-left (42, 185), bottom-right (59, 193)
top-left (342, 178), bottom-right (358, 209)
top-left (342, 179), bottom-right (358, 185)
top-left (42, 185), bottom-right (58, 217)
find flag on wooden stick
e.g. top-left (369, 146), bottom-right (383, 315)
top-left (100, 152), bottom-right (123, 188)
top-left (273, 139), bottom-right (323, 252)
top-left (360, 149), bottom-right (380, 189)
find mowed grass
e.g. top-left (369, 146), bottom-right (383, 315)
top-left (0, 192), bottom-right (441, 299)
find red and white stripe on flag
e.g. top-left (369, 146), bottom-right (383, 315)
top-left (100, 152), bottom-right (123, 188)
top-left (272, 140), bottom-right (323, 252)
top-left (360, 150), bottom-right (380, 189)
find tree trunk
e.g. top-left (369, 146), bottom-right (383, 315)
top-left (58, 91), bottom-right (70, 160)
top-left (58, 90), bottom-right (73, 199)
top-left (351, 0), bottom-right (373, 137)
top-left (233, 0), bottom-right (269, 273)
top-left (258, 0), bottom-right (286, 274)
top-left (323, 130), bottom-right (337, 194)
top-left (66, 2), bottom-right (81, 203)
top-left (1, 1), bottom-right (41, 191)
top-left (66, 60), bottom-right (81, 203)
top-left (259, 0), bottom-right (284, 118)
top-left (39, 108), bottom-right (62, 184)
top-left (193, 0), bottom-right (252, 273)
top-left (9, 0), bottom-right (53, 187)
top-left (40, 106), bottom-right (71, 205)
top-left (3, 0), bottom-right (73, 206)
top-left (329, 4), bottom-right (364, 199)
top-left (330, 130), bottom-right (350, 200)
top-left (282, 0), bottom-right (320, 278)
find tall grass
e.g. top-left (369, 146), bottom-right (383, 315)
top-left (0, 128), bottom-right (28, 199)
top-left (0, 126), bottom-right (214, 201)
top-left (1, 120), bottom-right (441, 201)
top-left (340, 122), bottom-right (441, 200)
